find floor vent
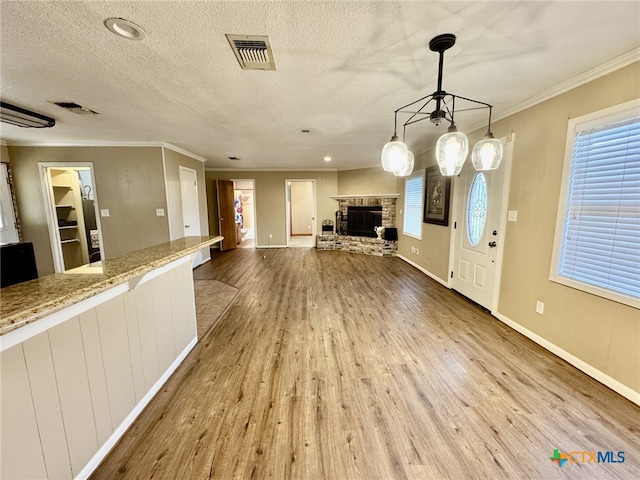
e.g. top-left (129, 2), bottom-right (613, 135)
top-left (53, 102), bottom-right (100, 115)
top-left (226, 34), bottom-right (276, 71)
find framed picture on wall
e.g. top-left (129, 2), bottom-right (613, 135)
top-left (423, 166), bottom-right (451, 226)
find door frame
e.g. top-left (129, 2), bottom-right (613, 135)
top-left (285, 179), bottom-right (316, 246)
top-left (178, 166), bottom-right (202, 266)
top-left (231, 179), bottom-right (257, 248)
top-left (38, 162), bottom-right (105, 273)
top-left (448, 133), bottom-right (515, 313)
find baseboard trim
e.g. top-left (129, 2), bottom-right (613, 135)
top-left (492, 311), bottom-right (640, 406)
top-left (397, 254), bottom-right (450, 288)
top-left (75, 336), bottom-right (198, 479)
top-left (397, 254), bottom-right (639, 406)
top-left (256, 244), bottom-right (287, 249)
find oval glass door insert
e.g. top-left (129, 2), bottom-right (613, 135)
top-left (467, 173), bottom-right (488, 246)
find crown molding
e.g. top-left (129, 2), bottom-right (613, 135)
top-left (0, 140), bottom-right (207, 163)
top-left (162, 143), bottom-right (207, 163)
top-left (492, 47), bottom-right (640, 126)
top-left (0, 140), bottom-right (164, 148)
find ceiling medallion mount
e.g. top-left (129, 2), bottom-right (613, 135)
top-left (381, 33), bottom-right (503, 177)
top-left (428, 33), bottom-right (456, 52)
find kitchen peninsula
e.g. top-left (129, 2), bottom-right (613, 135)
top-left (0, 236), bottom-right (222, 479)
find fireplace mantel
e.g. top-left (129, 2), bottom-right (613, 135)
top-left (330, 194), bottom-right (399, 200)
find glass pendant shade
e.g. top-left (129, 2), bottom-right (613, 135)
top-left (394, 150), bottom-right (414, 176)
top-left (381, 135), bottom-right (408, 172)
top-left (435, 130), bottom-right (468, 176)
top-left (472, 136), bottom-right (503, 171)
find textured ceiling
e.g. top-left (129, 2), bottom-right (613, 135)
top-left (1, 1), bottom-right (639, 171)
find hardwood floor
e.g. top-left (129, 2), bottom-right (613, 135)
top-left (91, 248), bottom-right (640, 480)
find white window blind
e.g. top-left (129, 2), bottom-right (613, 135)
top-left (556, 106), bottom-right (640, 303)
top-left (403, 172), bottom-right (423, 239)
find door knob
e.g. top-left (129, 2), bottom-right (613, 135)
top-left (185, 225), bottom-right (190, 228)
top-left (488, 241), bottom-right (497, 247)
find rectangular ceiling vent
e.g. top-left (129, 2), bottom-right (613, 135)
top-left (226, 34), bottom-right (276, 71)
top-left (53, 102), bottom-right (100, 115)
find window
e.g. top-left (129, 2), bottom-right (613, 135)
top-left (467, 172), bottom-right (487, 246)
top-left (551, 99), bottom-right (640, 308)
top-left (403, 171), bottom-right (424, 239)
top-left (0, 162), bottom-right (20, 245)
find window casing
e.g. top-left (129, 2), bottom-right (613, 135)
top-left (550, 99), bottom-right (640, 308)
top-left (0, 163), bottom-right (20, 245)
top-left (403, 170), bottom-right (424, 239)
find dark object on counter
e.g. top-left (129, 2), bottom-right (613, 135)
top-left (1, 242), bottom-right (38, 288)
top-left (383, 227), bottom-right (398, 241)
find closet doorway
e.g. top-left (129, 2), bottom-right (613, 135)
top-left (40, 163), bottom-right (104, 272)
top-left (286, 179), bottom-right (316, 247)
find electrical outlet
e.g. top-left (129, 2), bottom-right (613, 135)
top-left (269, 233), bottom-right (273, 239)
top-left (410, 246), bottom-right (415, 253)
top-left (536, 300), bottom-right (545, 315)
top-left (416, 248), bottom-right (419, 255)
top-left (100, 209), bottom-right (110, 217)
top-left (508, 210), bottom-right (518, 222)
top-left (156, 208), bottom-right (165, 216)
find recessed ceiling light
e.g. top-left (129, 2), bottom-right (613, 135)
top-left (104, 18), bottom-right (146, 40)
top-left (324, 156), bottom-right (332, 162)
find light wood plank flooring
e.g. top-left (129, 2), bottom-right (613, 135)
top-left (92, 248), bottom-right (640, 480)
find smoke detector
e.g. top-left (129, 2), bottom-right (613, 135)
top-left (226, 34), bottom-right (276, 71)
top-left (53, 102), bottom-right (100, 115)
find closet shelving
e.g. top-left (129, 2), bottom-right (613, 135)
top-left (50, 169), bottom-right (89, 269)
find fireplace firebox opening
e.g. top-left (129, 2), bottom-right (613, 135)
top-left (346, 206), bottom-right (382, 237)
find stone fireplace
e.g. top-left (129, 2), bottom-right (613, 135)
top-left (317, 194), bottom-right (399, 256)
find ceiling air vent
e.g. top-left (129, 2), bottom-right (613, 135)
top-left (53, 102), bottom-right (100, 115)
top-left (226, 34), bottom-right (276, 71)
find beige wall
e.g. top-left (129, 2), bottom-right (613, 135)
top-left (205, 170), bottom-right (338, 246)
top-left (338, 166), bottom-right (398, 195)
top-left (162, 148), bottom-right (210, 261)
top-left (1, 144), bottom-right (9, 164)
top-left (8, 146), bottom-right (170, 275)
top-left (395, 62), bottom-right (640, 393)
top-left (493, 62), bottom-right (639, 393)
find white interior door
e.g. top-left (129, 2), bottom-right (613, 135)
top-left (451, 134), bottom-right (514, 310)
top-left (179, 166), bottom-right (202, 266)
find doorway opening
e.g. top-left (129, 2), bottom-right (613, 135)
top-left (233, 179), bottom-right (256, 249)
top-left (285, 179), bottom-right (316, 248)
top-left (40, 163), bottom-right (104, 273)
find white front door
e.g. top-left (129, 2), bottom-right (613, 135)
top-left (179, 166), bottom-right (202, 266)
top-left (450, 134), bottom-right (514, 310)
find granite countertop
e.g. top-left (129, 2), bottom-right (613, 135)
top-left (0, 236), bottom-right (222, 336)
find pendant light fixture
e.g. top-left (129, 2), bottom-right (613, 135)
top-left (381, 134), bottom-right (408, 173)
top-left (395, 149), bottom-right (414, 176)
top-left (381, 34), bottom-right (503, 176)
